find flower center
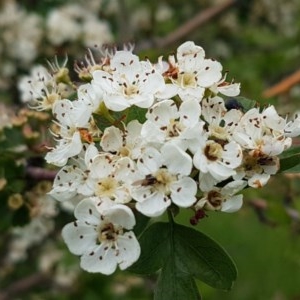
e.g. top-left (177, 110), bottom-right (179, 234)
top-left (119, 146), bottom-right (131, 157)
top-left (177, 73), bottom-right (197, 88)
top-left (211, 125), bottom-right (228, 140)
top-left (166, 119), bottom-right (185, 138)
top-left (42, 92), bottom-right (60, 109)
top-left (207, 190), bottom-right (223, 208)
top-left (98, 222), bottom-right (123, 243)
top-left (96, 177), bottom-right (118, 198)
top-left (204, 141), bottom-right (223, 161)
top-left (123, 83), bottom-right (139, 97)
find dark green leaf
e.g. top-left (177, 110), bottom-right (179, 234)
top-left (279, 146), bottom-right (300, 159)
top-left (128, 222), bottom-right (169, 274)
top-left (92, 111), bottom-right (126, 132)
top-left (132, 210), bottom-right (150, 237)
top-left (129, 221), bottom-right (237, 292)
top-left (279, 154), bottom-right (300, 173)
top-left (173, 223), bottom-right (237, 290)
top-left (154, 257), bottom-right (201, 300)
top-left (234, 96), bottom-right (257, 112)
top-left (124, 106), bottom-right (147, 124)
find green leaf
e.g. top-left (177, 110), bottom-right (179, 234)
top-left (279, 146), bottom-right (300, 159)
top-left (279, 154), bottom-right (300, 173)
top-left (124, 106), bottom-right (147, 124)
top-left (129, 222), bottom-right (169, 274)
top-left (173, 223), bottom-right (237, 290)
top-left (154, 257), bottom-right (201, 300)
top-left (129, 221), bottom-right (237, 296)
top-left (132, 210), bottom-right (150, 237)
top-left (234, 96), bottom-right (257, 112)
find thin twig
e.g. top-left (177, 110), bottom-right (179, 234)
top-left (26, 166), bottom-right (57, 181)
top-left (0, 272), bottom-right (50, 300)
top-left (137, 0), bottom-right (238, 52)
top-left (262, 69), bottom-right (300, 98)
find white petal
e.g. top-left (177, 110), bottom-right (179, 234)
top-left (197, 59), bottom-right (222, 88)
top-left (141, 121), bottom-right (165, 143)
top-left (101, 126), bottom-right (123, 152)
top-left (218, 83), bottom-right (240, 97)
top-left (104, 204), bottom-right (136, 230)
top-left (116, 232), bottom-right (141, 270)
top-left (179, 99), bottom-right (201, 127)
top-left (137, 147), bottom-right (162, 174)
top-left (104, 94), bottom-right (130, 112)
top-left (74, 198), bottom-right (101, 224)
top-left (135, 192), bottom-right (170, 217)
top-left (170, 177), bottom-right (197, 207)
top-left (45, 132), bottom-right (83, 166)
top-left (209, 162), bottom-right (235, 181)
top-left (80, 243), bottom-right (118, 274)
top-left (62, 221), bottom-right (97, 255)
top-left (146, 100), bottom-right (178, 126)
top-left (248, 174), bottom-right (270, 188)
top-left (199, 172), bottom-right (219, 192)
top-left (156, 83), bottom-right (178, 99)
top-left (90, 154), bottom-right (116, 178)
top-left (161, 143), bottom-right (192, 176)
top-left (222, 180), bottom-right (247, 195)
top-left (221, 195), bottom-right (243, 213)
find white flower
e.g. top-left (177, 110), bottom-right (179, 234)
top-left (164, 41), bottom-right (223, 101)
top-left (193, 136), bottom-right (242, 183)
top-left (82, 19), bottom-right (113, 48)
top-left (201, 96), bottom-right (242, 141)
top-left (17, 65), bottom-right (68, 111)
top-left (233, 152), bottom-right (279, 188)
top-left (233, 107), bottom-right (288, 156)
top-left (45, 99), bottom-right (90, 166)
top-left (141, 99), bottom-right (204, 151)
top-left (18, 65), bottom-right (52, 103)
top-left (131, 144), bottom-right (197, 217)
top-left (195, 180), bottom-right (246, 213)
top-left (46, 4), bottom-right (82, 45)
top-left (89, 153), bottom-right (136, 204)
top-left (285, 111), bottom-right (300, 137)
top-left (100, 120), bottom-right (144, 160)
top-left (92, 50), bottom-right (165, 111)
top-left (62, 197), bottom-right (140, 274)
top-left (208, 73), bottom-right (241, 97)
top-left (49, 144), bottom-right (99, 201)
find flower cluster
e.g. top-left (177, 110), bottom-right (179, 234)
top-left (29, 41), bottom-right (300, 275)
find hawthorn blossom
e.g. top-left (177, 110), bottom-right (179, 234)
top-left (233, 106), bottom-right (289, 156)
top-left (131, 144), bottom-right (197, 217)
top-left (45, 99), bottom-right (90, 166)
top-left (229, 106), bottom-right (290, 187)
top-left (193, 135), bottom-right (243, 184)
top-left (100, 120), bottom-right (144, 160)
top-left (141, 99), bottom-right (204, 151)
top-left (62, 197), bottom-right (140, 274)
top-left (201, 96), bottom-right (243, 142)
top-left (233, 152), bottom-right (279, 188)
top-left (195, 180), bottom-right (246, 213)
top-left (49, 144), bottom-right (99, 202)
top-left (163, 41), bottom-right (223, 101)
top-left (92, 50), bottom-right (165, 111)
top-left (208, 73), bottom-right (241, 97)
top-left (284, 111), bottom-right (300, 137)
top-left (89, 153), bottom-right (136, 204)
